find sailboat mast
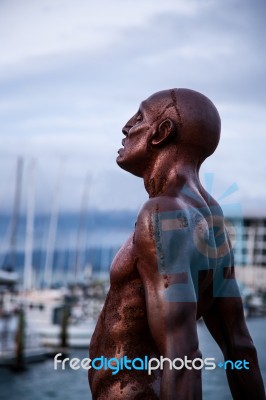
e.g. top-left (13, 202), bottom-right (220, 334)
top-left (43, 161), bottom-right (64, 288)
top-left (74, 173), bottom-right (91, 286)
top-left (8, 157), bottom-right (24, 270)
top-left (24, 159), bottom-right (36, 291)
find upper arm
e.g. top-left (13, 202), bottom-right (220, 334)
top-left (134, 199), bottom-right (198, 357)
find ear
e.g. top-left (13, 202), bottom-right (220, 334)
top-left (151, 118), bottom-right (175, 146)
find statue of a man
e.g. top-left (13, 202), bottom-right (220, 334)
top-left (89, 89), bottom-right (265, 399)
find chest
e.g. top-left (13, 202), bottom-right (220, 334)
top-left (110, 234), bottom-right (139, 284)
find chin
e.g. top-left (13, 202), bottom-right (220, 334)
top-left (116, 154), bottom-right (126, 169)
top-left (116, 155), bottom-right (128, 171)
top-left (116, 156), bottom-right (143, 178)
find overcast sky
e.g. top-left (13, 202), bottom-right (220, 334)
top-left (0, 0), bottom-right (265, 216)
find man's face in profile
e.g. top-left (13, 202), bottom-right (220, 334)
top-left (116, 98), bottom-right (159, 177)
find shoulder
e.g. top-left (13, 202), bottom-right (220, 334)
top-left (135, 196), bottom-right (185, 246)
top-left (137, 195), bottom-right (177, 221)
top-left (138, 196), bottom-right (184, 216)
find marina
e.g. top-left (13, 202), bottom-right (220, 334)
top-left (0, 317), bottom-right (265, 400)
top-left (0, 159), bottom-right (265, 397)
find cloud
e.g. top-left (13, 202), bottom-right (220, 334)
top-left (0, 0), bottom-right (265, 214)
top-left (0, 0), bottom-right (202, 70)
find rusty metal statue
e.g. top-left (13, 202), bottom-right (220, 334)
top-left (89, 89), bottom-right (265, 399)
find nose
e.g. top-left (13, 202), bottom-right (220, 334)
top-left (122, 126), bottom-right (127, 136)
top-left (122, 124), bottom-right (131, 136)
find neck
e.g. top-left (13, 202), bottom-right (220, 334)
top-left (143, 150), bottom-right (201, 198)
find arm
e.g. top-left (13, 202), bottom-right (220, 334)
top-left (203, 283), bottom-right (265, 399)
top-left (135, 200), bottom-right (202, 400)
top-left (203, 222), bottom-right (265, 399)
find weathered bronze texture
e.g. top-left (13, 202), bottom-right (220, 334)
top-left (89, 89), bottom-right (265, 399)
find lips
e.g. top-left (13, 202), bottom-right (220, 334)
top-left (117, 138), bottom-right (125, 154)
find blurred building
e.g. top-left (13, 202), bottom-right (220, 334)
top-left (229, 217), bottom-right (266, 289)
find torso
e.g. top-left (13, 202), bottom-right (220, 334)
top-left (89, 235), bottom-right (161, 399)
top-left (89, 191), bottom-right (233, 399)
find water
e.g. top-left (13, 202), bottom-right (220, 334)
top-left (0, 318), bottom-right (265, 400)
top-left (199, 317), bottom-right (266, 399)
top-left (0, 211), bottom-right (136, 286)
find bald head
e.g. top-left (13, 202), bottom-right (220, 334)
top-left (145, 88), bottom-right (221, 160)
top-left (117, 88), bottom-right (221, 178)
